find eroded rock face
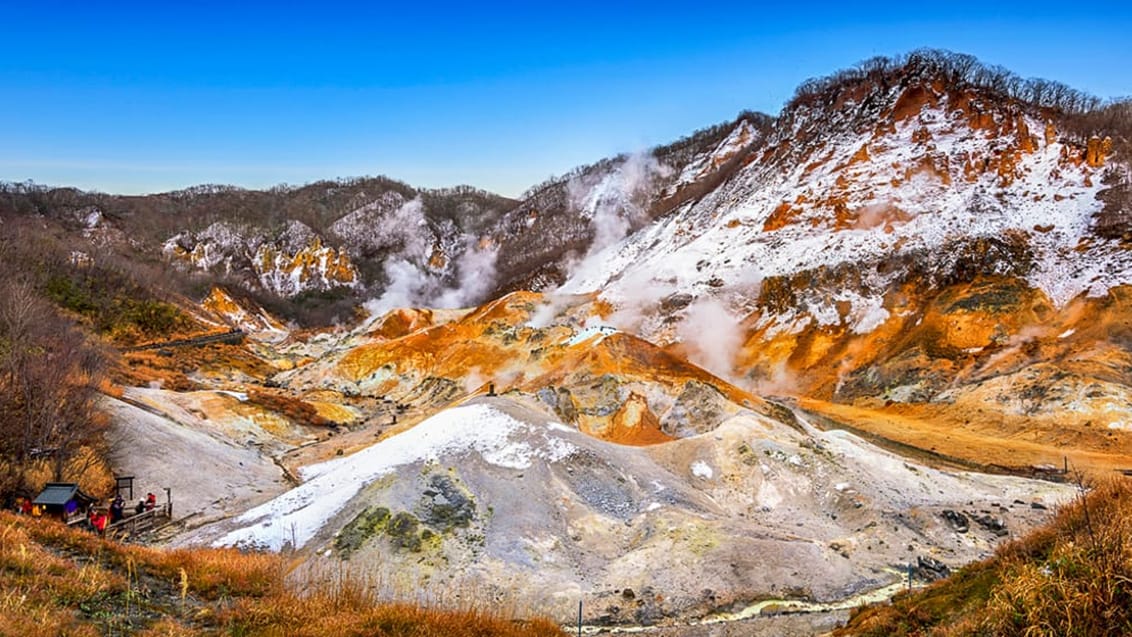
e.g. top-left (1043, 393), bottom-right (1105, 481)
top-left (254, 238), bottom-right (358, 296)
top-left (165, 221), bottom-right (359, 297)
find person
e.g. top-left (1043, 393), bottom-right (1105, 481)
top-left (91, 510), bottom-right (107, 534)
top-left (145, 492), bottom-right (156, 511)
top-left (20, 497), bottom-right (32, 515)
top-left (109, 496), bottom-right (124, 523)
top-left (135, 500), bottom-right (146, 515)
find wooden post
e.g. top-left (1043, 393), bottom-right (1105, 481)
top-left (577, 600), bottom-right (582, 637)
top-left (164, 487), bottom-right (172, 519)
top-left (115, 476), bottom-right (135, 500)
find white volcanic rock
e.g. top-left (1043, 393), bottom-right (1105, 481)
top-left (175, 397), bottom-right (1070, 623)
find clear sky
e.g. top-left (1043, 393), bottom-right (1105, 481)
top-left (1, 1), bottom-right (1129, 197)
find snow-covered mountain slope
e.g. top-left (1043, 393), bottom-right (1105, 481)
top-left (540, 73), bottom-right (1129, 411)
top-left (562, 83), bottom-right (1124, 325)
top-left (487, 112), bottom-right (773, 293)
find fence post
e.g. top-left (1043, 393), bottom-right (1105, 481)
top-left (577, 600), bottom-right (582, 637)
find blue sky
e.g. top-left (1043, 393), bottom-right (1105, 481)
top-left (2, 1), bottom-right (1129, 197)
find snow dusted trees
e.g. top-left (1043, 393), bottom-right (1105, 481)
top-left (0, 279), bottom-right (108, 496)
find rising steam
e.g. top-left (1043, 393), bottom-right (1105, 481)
top-left (676, 296), bottom-right (745, 382)
top-left (364, 197), bottom-right (499, 316)
top-left (562, 152), bottom-right (672, 287)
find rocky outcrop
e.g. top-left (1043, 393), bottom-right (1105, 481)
top-left (165, 222), bottom-right (359, 298)
top-left (1087, 136), bottom-right (1114, 167)
top-left (201, 286), bottom-right (289, 339)
top-left (254, 237), bottom-right (358, 297)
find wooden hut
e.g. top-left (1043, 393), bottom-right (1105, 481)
top-left (33, 482), bottom-right (94, 524)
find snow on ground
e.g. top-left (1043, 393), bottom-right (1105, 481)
top-left (206, 403), bottom-right (576, 550)
top-left (565, 324), bottom-right (618, 346)
top-left (669, 119), bottom-right (760, 191)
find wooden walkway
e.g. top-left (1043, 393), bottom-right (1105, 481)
top-left (123, 329), bottom-right (245, 352)
top-left (63, 504), bottom-right (173, 540)
top-left (106, 504), bottom-right (172, 539)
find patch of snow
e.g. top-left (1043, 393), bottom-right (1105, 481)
top-left (566, 325), bottom-right (618, 346)
top-left (850, 295), bottom-right (891, 334)
top-left (84, 209), bottom-right (103, 228)
top-left (1059, 329), bottom-right (1076, 339)
top-left (646, 502), bottom-right (662, 512)
top-left (691, 460), bottom-right (714, 479)
top-left (214, 403), bottom-right (575, 550)
top-left (214, 391), bottom-right (249, 402)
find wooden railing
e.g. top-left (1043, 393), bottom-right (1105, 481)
top-left (106, 503), bottom-right (172, 539)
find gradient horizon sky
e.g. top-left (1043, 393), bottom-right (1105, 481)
top-left (2, 1), bottom-right (1130, 197)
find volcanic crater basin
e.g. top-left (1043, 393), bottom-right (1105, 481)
top-left (170, 396), bottom-right (1071, 626)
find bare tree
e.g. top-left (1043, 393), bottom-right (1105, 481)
top-left (0, 281), bottom-right (108, 495)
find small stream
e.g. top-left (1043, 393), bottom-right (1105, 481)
top-left (574, 570), bottom-right (915, 634)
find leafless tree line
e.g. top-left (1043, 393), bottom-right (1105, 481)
top-left (788, 48), bottom-right (1122, 117)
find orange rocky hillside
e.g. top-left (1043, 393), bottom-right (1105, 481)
top-left (278, 291), bottom-right (768, 448)
top-left (552, 54), bottom-right (1132, 479)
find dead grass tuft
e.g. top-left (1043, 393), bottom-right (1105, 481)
top-left (838, 477), bottom-right (1132, 636)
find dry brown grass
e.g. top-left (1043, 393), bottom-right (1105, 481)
top-left (0, 512), bottom-right (565, 636)
top-left (837, 477), bottom-right (1132, 636)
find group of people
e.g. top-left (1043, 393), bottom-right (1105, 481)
top-left (10, 496), bottom-right (41, 516)
top-left (89, 492), bottom-right (158, 534)
top-left (92, 493), bottom-right (158, 533)
top-left (8, 491), bottom-right (160, 536)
